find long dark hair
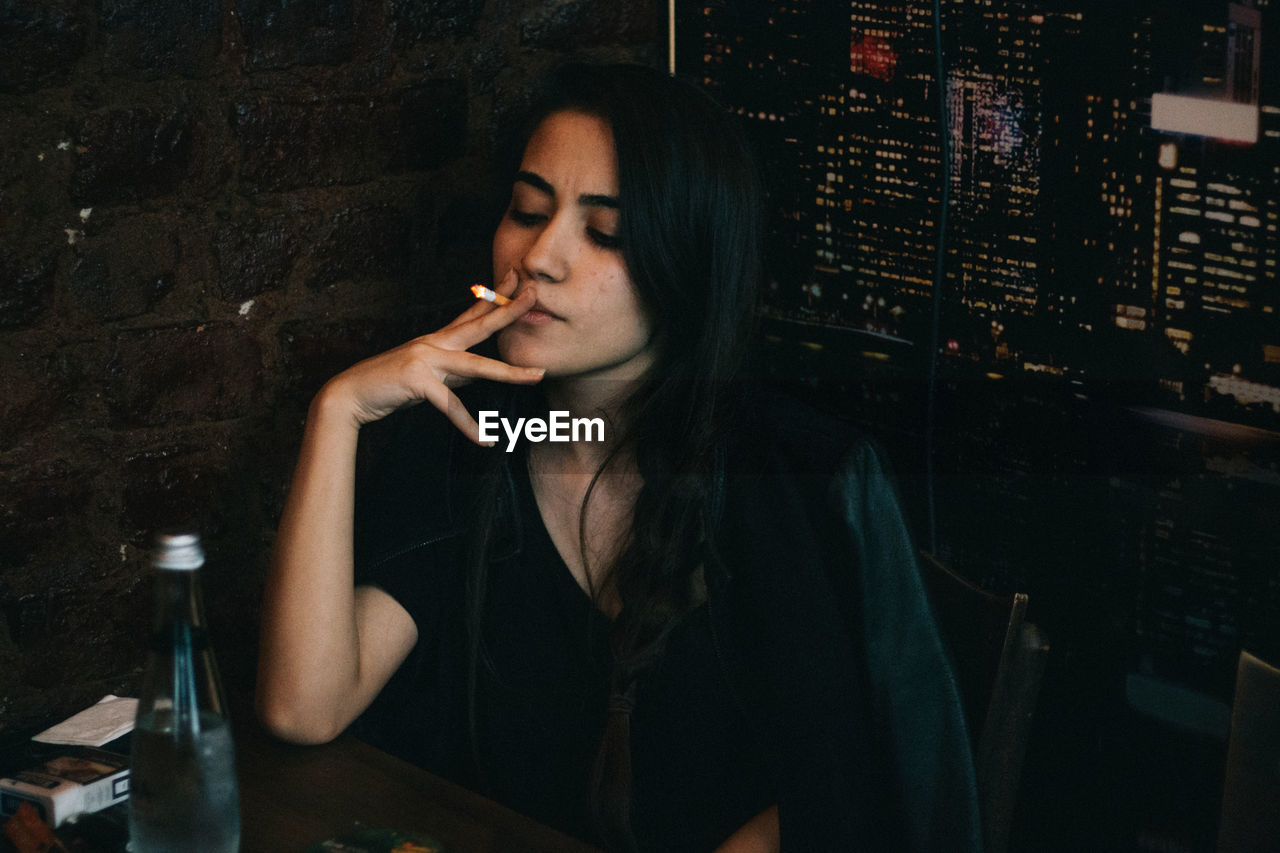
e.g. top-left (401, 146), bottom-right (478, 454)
top-left (466, 62), bottom-right (765, 851)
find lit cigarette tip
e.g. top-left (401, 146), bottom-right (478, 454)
top-left (470, 284), bottom-right (511, 306)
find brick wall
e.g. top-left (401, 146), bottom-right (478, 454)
top-left (0, 0), bottom-right (662, 731)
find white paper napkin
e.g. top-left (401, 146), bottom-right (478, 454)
top-left (32, 694), bottom-right (138, 747)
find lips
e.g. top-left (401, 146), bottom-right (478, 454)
top-left (522, 301), bottom-right (564, 323)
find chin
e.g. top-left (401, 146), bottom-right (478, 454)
top-left (497, 333), bottom-right (550, 371)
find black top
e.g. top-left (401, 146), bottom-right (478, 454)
top-left (354, 440), bottom-right (773, 851)
top-left (351, 384), bottom-right (981, 853)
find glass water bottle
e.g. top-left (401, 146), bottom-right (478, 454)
top-left (129, 531), bottom-right (241, 853)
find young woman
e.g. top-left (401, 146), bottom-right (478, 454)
top-left (257, 63), bottom-right (980, 853)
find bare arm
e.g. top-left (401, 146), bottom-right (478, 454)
top-left (714, 805), bottom-right (779, 853)
top-left (255, 388), bottom-right (412, 743)
top-left (256, 272), bottom-right (543, 743)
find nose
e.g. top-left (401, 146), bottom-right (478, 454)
top-left (519, 213), bottom-right (573, 285)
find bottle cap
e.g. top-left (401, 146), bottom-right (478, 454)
top-left (153, 531), bottom-right (205, 571)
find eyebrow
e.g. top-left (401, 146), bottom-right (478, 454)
top-left (515, 170), bottom-right (620, 210)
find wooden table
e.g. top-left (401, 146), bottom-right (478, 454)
top-left (2, 714), bottom-right (599, 853)
top-left (235, 716), bottom-right (601, 853)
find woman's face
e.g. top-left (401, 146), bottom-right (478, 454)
top-left (493, 110), bottom-right (655, 385)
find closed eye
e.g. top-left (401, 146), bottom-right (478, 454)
top-left (587, 228), bottom-right (622, 250)
top-left (508, 208), bottom-right (545, 226)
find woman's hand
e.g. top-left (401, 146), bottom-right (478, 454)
top-left (257, 271), bottom-right (544, 743)
top-left (320, 269), bottom-right (545, 443)
top-left (714, 805), bottom-right (779, 853)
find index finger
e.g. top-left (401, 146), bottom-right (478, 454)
top-left (443, 268), bottom-right (519, 332)
top-left (446, 284), bottom-right (538, 349)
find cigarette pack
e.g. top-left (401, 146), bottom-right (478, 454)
top-left (0, 747), bottom-right (130, 827)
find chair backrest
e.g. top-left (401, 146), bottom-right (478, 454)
top-left (1217, 649), bottom-right (1280, 853)
top-left (918, 552), bottom-right (1050, 853)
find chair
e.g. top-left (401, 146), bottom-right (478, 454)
top-left (917, 552), bottom-right (1050, 853)
top-left (1216, 649), bottom-right (1280, 853)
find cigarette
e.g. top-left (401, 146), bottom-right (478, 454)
top-left (470, 284), bottom-right (511, 306)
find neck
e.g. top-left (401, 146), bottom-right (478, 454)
top-left (535, 376), bottom-right (642, 473)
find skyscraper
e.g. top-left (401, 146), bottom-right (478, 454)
top-left (942, 2), bottom-right (1048, 360)
top-left (1149, 1), bottom-right (1274, 410)
top-left (689, 1), bottom-right (943, 341)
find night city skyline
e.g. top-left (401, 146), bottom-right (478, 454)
top-left (683, 0), bottom-right (1279, 429)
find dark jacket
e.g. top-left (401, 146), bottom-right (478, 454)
top-left (353, 384), bottom-right (981, 852)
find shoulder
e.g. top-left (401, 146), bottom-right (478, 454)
top-left (713, 383), bottom-right (903, 570)
top-left (715, 383), bottom-right (910, 574)
top-left (724, 382), bottom-right (883, 481)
